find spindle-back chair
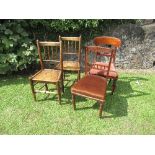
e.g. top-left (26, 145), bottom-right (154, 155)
top-left (57, 36), bottom-right (81, 81)
top-left (29, 40), bottom-right (63, 104)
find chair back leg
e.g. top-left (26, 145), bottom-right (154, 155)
top-left (77, 70), bottom-right (80, 80)
top-left (112, 78), bottom-right (118, 95)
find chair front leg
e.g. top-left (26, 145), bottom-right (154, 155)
top-left (56, 82), bottom-right (61, 104)
top-left (45, 83), bottom-right (48, 91)
top-left (99, 101), bottom-right (104, 118)
top-left (61, 72), bottom-right (64, 93)
top-left (29, 78), bottom-right (36, 101)
top-left (72, 94), bottom-right (76, 110)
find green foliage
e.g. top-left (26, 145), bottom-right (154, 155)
top-left (0, 19), bottom-right (137, 74)
top-left (27, 19), bottom-right (136, 41)
top-left (0, 20), bottom-right (37, 74)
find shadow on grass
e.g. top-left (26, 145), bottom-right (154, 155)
top-left (35, 76), bottom-right (149, 116)
top-left (64, 75), bottom-right (150, 118)
top-left (34, 75), bottom-right (87, 104)
top-left (0, 73), bottom-right (150, 119)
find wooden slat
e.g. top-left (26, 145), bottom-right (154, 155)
top-left (35, 90), bottom-right (57, 94)
top-left (78, 37), bottom-right (81, 62)
top-left (52, 47), bottom-right (54, 60)
top-left (68, 41), bottom-right (69, 53)
top-left (43, 60), bottom-right (60, 62)
top-left (43, 46), bottom-right (46, 59)
top-left (61, 37), bottom-right (80, 41)
top-left (39, 42), bottom-right (60, 46)
top-left (56, 46), bottom-right (58, 58)
top-left (75, 41), bottom-right (77, 53)
top-left (64, 42), bottom-right (67, 53)
top-left (47, 46), bottom-right (50, 59)
top-left (63, 52), bottom-right (78, 55)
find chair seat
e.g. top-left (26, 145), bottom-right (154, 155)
top-left (89, 62), bottom-right (118, 78)
top-left (32, 69), bottom-right (61, 83)
top-left (56, 61), bottom-right (80, 71)
top-left (71, 75), bottom-right (107, 101)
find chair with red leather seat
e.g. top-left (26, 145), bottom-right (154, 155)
top-left (71, 46), bottom-right (114, 118)
top-left (92, 36), bottom-right (121, 94)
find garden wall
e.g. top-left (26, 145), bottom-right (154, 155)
top-left (83, 21), bottom-right (155, 69)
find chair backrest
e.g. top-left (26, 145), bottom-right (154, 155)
top-left (85, 46), bottom-right (114, 78)
top-left (94, 36), bottom-right (121, 48)
top-left (36, 40), bottom-right (62, 70)
top-left (93, 36), bottom-right (121, 64)
top-left (59, 36), bottom-right (81, 62)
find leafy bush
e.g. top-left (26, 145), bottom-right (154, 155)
top-left (27, 19), bottom-right (136, 41)
top-left (0, 19), bottom-right (137, 74)
top-left (0, 20), bottom-right (37, 74)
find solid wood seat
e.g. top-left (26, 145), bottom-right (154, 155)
top-left (32, 69), bottom-right (61, 83)
top-left (71, 75), bottom-right (107, 101)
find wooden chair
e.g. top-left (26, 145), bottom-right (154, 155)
top-left (89, 36), bottom-right (122, 94)
top-left (56, 36), bottom-right (81, 81)
top-left (29, 40), bottom-right (63, 104)
top-left (71, 46), bottom-right (114, 118)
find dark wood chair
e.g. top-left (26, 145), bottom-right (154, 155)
top-left (29, 40), bottom-right (63, 104)
top-left (71, 46), bottom-right (114, 118)
top-left (88, 36), bottom-right (122, 94)
top-left (56, 36), bottom-right (81, 81)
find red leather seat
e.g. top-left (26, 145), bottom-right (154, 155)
top-left (71, 75), bottom-right (107, 101)
top-left (89, 62), bottom-right (118, 78)
top-left (71, 45), bottom-right (115, 118)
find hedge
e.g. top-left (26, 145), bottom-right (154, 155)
top-left (0, 19), bottom-right (136, 74)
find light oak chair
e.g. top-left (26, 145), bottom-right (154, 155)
top-left (29, 40), bottom-right (63, 104)
top-left (57, 36), bottom-right (81, 81)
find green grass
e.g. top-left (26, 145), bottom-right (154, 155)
top-left (0, 71), bottom-right (155, 134)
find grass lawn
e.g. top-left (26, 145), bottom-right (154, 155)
top-left (0, 71), bottom-right (155, 134)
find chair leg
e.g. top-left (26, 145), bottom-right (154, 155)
top-left (72, 94), bottom-right (76, 110)
top-left (45, 83), bottom-right (48, 91)
top-left (56, 82), bottom-right (61, 104)
top-left (111, 78), bottom-right (117, 95)
top-left (61, 73), bottom-right (64, 93)
top-left (108, 79), bottom-right (112, 84)
top-left (63, 72), bottom-right (65, 80)
top-left (29, 79), bottom-right (36, 101)
top-left (77, 70), bottom-right (80, 81)
top-left (99, 102), bottom-right (104, 118)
